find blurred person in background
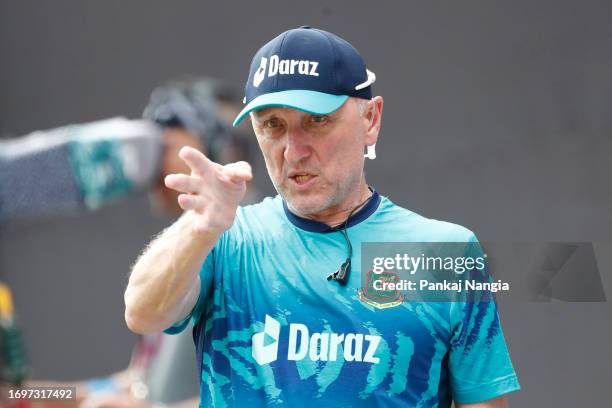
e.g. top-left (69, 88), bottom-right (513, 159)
top-left (0, 76), bottom-right (255, 223)
top-left (0, 77), bottom-right (258, 408)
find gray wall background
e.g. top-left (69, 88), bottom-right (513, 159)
top-left (1, 1), bottom-right (611, 406)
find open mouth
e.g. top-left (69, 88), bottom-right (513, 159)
top-left (289, 173), bottom-right (317, 186)
top-left (294, 175), bottom-right (313, 184)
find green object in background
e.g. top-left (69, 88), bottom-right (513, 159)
top-left (0, 283), bottom-right (29, 385)
top-left (68, 133), bottom-right (133, 210)
top-left (0, 321), bottom-right (29, 385)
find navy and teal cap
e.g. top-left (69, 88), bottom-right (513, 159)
top-left (232, 26), bottom-right (376, 127)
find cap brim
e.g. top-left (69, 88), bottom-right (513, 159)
top-left (232, 90), bottom-right (349, 127)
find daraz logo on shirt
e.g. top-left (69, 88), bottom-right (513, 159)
top-left (252, 314), bottom-right (381, 365)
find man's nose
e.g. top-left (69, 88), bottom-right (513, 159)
top-left (283, 126), bottom-right (311, 165)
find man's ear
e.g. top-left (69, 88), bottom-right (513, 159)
top-left (364, 96), bottom-right (383, 148)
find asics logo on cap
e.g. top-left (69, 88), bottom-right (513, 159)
top-left (253, 55), bottom-right (320, 88)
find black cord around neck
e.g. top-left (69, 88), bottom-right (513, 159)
top-left (327, 190), bottom-right (375, 285)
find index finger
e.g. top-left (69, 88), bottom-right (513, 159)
top-left (178, 146), bottom-right (214, 176)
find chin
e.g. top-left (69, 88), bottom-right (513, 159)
top-left (284, 193), bottom-right (332, 217)
top-left (275, 179), bottom-right (335, 216)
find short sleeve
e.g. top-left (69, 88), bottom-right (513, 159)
top-left (448, 234), bottom-right (521, 404)
top-left (164, 246), bottom-right (216, 335)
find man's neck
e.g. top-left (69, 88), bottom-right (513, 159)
top-left (292, 181), bottom-right (373, 228)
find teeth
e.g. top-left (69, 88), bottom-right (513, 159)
top-left (295, 175), bottom-right (311, 183)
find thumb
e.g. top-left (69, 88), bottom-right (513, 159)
top-left (223, 161), bottom-right (253, 183)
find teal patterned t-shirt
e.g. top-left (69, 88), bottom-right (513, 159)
top-left (166, 192), bottom-right (520, 407)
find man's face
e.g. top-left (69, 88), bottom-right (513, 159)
top-left (251, 97), bottom-right (381, 217)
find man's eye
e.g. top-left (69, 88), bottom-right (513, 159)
top-left (309, 115), bottom-right (328, 125)
top-left (263, 118), bottom-right (281, 128)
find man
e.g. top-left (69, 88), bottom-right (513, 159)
top-left (1, 77), bottom-right (254, 408)
top-left (125, 27), bottom-right (520, 407)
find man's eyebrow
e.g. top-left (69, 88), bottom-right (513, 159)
top-left (252, 108), bottom-right (275, 119)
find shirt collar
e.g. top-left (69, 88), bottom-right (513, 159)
top-left (282, 188), bottom-right (381, 233)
